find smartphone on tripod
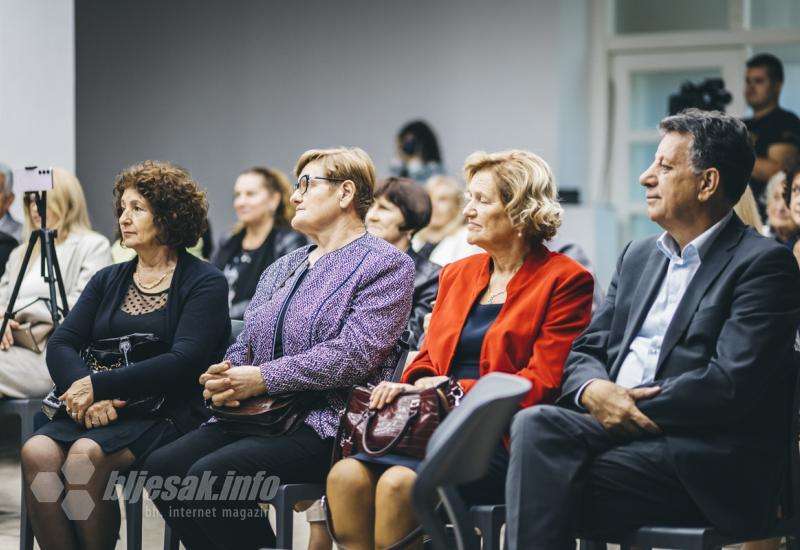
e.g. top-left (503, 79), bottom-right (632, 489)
top-left (0, 166), bottom-right (69, 342)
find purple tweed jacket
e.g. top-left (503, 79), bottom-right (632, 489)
top-left (223, 233), bottom-right (415, 439)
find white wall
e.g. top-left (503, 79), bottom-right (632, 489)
top-left (75, 0), bottom-right (592, 241)
top-left (0, 0), bottom-right (75, 222)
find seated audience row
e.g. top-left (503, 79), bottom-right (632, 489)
top-left (9, 108), bottom-right (799, 550)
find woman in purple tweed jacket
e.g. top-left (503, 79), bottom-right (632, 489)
top-left (144, 147), bottom-right (415, 550)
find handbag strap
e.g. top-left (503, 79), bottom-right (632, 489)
top-left (360, 396), bottom-right (421, 457)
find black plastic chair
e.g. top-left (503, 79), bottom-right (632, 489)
top-left (1, 397), bottom-right (42, 550)
top-left (411, 373), bottom-right (531, 550)
top-left (579, 364), bottom-right (800, 550)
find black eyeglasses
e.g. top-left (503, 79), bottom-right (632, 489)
top-left (294, 175), bottom-right (346, 196)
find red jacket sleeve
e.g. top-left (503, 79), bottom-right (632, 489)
top-left (516, 269), bottom-right (594, 407)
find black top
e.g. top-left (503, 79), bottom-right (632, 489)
top-left (212, 226), bottom-right (308, 319)
top-left (222, 230), bottom-right (276, 308)
top-left (46, 250), bottom-right (231, 431)
top-left (449, 302), bottom-right (503, 381)
top-left (744, 107), bottom-right (800, 202)
top-left (407, 249), bottom-right (441, 349)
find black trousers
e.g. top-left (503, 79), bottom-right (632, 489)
top-left (505, 405), bottom-right (708, 550)
top-left (143, 422), bottom-right (332, 550)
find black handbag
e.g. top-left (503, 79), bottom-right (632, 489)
top-left (209, 342), bottom-right (319, 436)
top-left (42, 333), bottom-right (170, 420)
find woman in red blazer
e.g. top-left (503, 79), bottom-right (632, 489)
top-left (326, 149), bottom-right (594, 550)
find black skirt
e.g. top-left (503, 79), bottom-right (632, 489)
top-left (34, 412), bottom-right (180, 466)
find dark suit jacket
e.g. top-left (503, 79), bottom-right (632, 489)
top-left (407, 249), bottom-right (440, 349)
top-left (558, 214), bottom-right (800, 536)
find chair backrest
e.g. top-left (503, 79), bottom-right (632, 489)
top-left (412, 373), bottom-right (531, 550)
top-left (422, 373), bottom-right (530, 483)
top-left (229, 319), bottom-right (244, 348)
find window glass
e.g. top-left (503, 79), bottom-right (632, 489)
top-left (615, 0), bottom-right (729, 34)
top-left (748, 0), bottom-right (800, 29)
top-left (630, 69), bottom-right (723, 130)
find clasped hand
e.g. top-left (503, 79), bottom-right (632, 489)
top-left (369, 375), bottom-right (451, 410)
top-left (59, 375), bottom-right (95, 425)
top-left (580, 379), bottom-right (662, 436)
top-left (200, 360), bottom-right (266, 408)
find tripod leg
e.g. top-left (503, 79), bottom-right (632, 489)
top-left (46, 235), bottom-right (70, 318)
top-left (40, 231), bottom-right (62, 326)
top-left (0, 232), bottom-right (40, 337)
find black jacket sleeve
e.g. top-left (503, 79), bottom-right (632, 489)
top-left (46, 271), bottom-right (105, 391)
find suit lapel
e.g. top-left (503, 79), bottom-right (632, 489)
top-left (609, 247), bottom-right (668, 379)
top-left (654, 216), bottom-right (744, 376)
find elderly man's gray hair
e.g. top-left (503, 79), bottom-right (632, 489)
top-left (0, 163), bottom-right (13, 196)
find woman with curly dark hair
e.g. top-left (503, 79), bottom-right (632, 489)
top-left (20, 160), bottom-right (231, 550)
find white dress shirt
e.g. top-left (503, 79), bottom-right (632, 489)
top-left (576, 212), bottom-right (733, 404)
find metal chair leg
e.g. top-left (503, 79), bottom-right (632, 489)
top-left (125, 496), bottom-right (143, 550)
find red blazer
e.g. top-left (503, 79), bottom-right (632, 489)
top-left (402, 244), bottom-right (593, 408)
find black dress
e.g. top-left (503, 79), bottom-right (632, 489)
top-left (35, 251), bottom-right (231, 464)
top-left (36, 285), bottom-right (180, 461)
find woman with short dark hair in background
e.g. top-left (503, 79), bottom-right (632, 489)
top-left (20, 161), bottom-right (230, 550)
top-left (368, 176), bottom-right (440, 348)
top-left (390, 120), bottom-right (446, 184)
top-left (212, 166), bottom-right (307, 319)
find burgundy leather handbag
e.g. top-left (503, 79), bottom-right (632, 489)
top-left (334, 380), bottom-right (463, 462)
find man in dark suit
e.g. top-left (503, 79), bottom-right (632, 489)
top-left (505, 109), bottom-right (800, 550)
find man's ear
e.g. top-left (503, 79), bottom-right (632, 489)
top-left (698, 167), bottom-right (721, 203)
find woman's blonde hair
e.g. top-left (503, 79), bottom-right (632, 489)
top-left (17, 168), bottom-right (92, 274)
top-left (463, 149), bottom-right (562, 243)
top-left (734, 185), bottom-right (762, 230)
top-left (22, 168), bottom-right (92, 243)
top-left (294, 147), bottom-right (375, 220)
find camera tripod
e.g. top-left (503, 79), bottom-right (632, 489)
top-left (0, 191), bottom-right (69, 338)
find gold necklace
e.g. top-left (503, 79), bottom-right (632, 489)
top-left (135, 265), bottom-right (175, 290)
top-left (487, 288), bottom-right (507, 304)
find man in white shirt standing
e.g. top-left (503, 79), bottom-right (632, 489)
top-left (505, 109), bottom-right (800, 549)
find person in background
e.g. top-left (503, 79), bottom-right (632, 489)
top-left (412, 175), bottom-right (482, 265)
top-left (0, 169), bottom-right (111, 399)
top-left (0, 163), bottom-right (22, 241)
top-left (0, 163), bottom-right (23, 276)
top-left (389, 120), bottom-right (446, 184)
top-left (734, 186), bottom-right (764, 231)
top-left (367, 176), bottom-right (440, 347)
top-left (783, 161), bottom-right (800, 268)
top-left (763, 171), bottom-right (798, 243)
top-left (743, 53), bottom-right (800, 219)
top-left (211, 166), bottom-right (307, 319)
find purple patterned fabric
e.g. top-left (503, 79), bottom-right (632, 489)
top-left (222, 233), bottom-right (415, 439)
